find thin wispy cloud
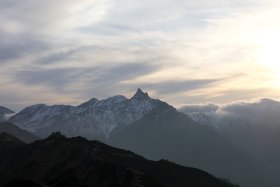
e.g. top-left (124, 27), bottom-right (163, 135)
top-left (0, 0), bottom-right (280, 110)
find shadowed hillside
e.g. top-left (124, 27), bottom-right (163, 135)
top-left (0, 132), bottom-right (238, 187)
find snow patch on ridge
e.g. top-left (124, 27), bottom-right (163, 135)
top-left (9, 89), bottom-right (159, 139)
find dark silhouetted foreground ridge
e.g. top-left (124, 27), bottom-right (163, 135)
top-left (0, 132), bottom-right (238, 187)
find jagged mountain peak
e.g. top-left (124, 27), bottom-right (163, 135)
top-left (131, 88), bottom-right (149, 100)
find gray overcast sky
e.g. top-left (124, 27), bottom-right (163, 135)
top-left (1, 0), bottom-right (280, 111)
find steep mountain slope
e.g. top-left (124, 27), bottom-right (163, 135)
top-left (109, 102), bottom-right (277, 187)
top-left (0, 106), bottom-right (15, 122)
top-left (0, 122), bottom-right (39, 143)
top-left (9, 89), bottom-right (159, 139)
top-left (0, 133), bottom-right (238, 187)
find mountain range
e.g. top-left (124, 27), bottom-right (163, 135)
top-left (9, 89), bottom-right (159, 140)
top-left (1, 89), bottom-right (279, 187)
top-left (0, 132), bottom-right (238, 187)
top-left (108, 101), bottom-right (276, 187)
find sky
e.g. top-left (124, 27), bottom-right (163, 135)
top-left (1, 0), bottom-right (280, 111)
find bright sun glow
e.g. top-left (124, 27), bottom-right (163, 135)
top-left (258, 32), bottom-right (280, 87)
top-left (260, 43), bottom-right (280, 69)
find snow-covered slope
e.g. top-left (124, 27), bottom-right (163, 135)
top-left (9, 89), bottom-right (161, 139)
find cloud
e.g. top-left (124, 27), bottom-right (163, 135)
top-left (180, 98), bottom-right (280, 127)
top-left (0, 0), bottom-right (113, 64)
top-left (0, 34), bottom-right (48, 62)
top-left (1, 0), bottom-right (280, 109)
top-left (36, 45), bottom-right (101, 65)
top-left (15, 68), bottom-right (82, 90)
top-left (124, 78), bottom-right (222, 95)
top-left (154, 79), bottom-right (222, 95)
top-left (179, 103), bottom-right (219, 114)
top-left (92, 63), bottom-right (161, 83)
top-left (13, 62), bottom-right (163, 99)
top-left (75, 62), bottom-right (166, 99)
top-left (220, 98), bottom-right (280, 125)
top-left (0, 0), bottom-right (111, 32)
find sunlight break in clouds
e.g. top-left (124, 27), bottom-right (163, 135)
top-left (0, 0), bottom-right (280, 110)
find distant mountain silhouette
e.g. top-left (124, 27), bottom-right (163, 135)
top-left (0, 106), bottom-right (15, 122)
top-left (0, 132), bottom-right (238, 187)
top-left (108, 101), bottom-right (276, 187)
top-left (182, 102), bottom-right (280, 186)
top-left (0, 122), bottom-right (39, 143)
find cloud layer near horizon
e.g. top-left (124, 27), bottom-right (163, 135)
top-left (180, 98), bottom-right (280, 127)
top-left (1, 0), bottom-right (280, 110)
